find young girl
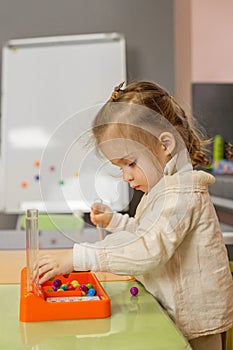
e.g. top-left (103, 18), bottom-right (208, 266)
top-left (37, 81), bottom-right (233, 350)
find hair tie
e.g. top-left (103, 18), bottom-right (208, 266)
top-left (110, 82), bottom-right (124, 102)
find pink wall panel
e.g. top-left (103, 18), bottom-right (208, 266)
top-left (191, 0), bottom-right (233, 82)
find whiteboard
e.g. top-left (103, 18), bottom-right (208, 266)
top-left (1, 33), bottom-right (129, 213)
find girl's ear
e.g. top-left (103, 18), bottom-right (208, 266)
top-left (159, 132), bottom-right (176, 154)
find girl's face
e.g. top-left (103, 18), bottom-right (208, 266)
top-left (99, 137), bottom-right (169, 194)
top-left (111, 155), bottom-right (161, 193)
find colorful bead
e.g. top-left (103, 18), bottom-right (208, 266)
top-left (68, 284), bottom-right (75, 291)
top-left (80, 285), bottom-right (88, 293)
top-left (70, 280), bottom-right (80, 289)
top-left (86, 283), bottom-right (93, 289)
top-left (60, 284), bottom-right (68, 290)
top-left (75, 290), bottom-right (82, 296)
top-left (87, 288), bottom-right (96, 296)
top-left (53, 279), bottom-right (62, 289)
top-left (52, 285), bottom-right (58, 291)
top-left (130, 286), bottom-right (139, 296)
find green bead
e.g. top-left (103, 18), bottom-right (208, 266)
top-left (60, 284), bottom-right (68, 290)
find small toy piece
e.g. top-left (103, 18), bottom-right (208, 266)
top-left (70, 280), bottom-right (79, 289)
top-left (60, 284), bottom-right (68, 291)
top-left (87, 288), bottom-right (96, 296)
top-left (75, 290), bottom-right (83, 296)
top-left (86, 283), bottom-right (93, 289)
top-left (130, 286), bottom-right (139, 296)
top-left (80, 284), bottom-right (88, 294)
top-left (53, 279), bottom-right (62, 289)
top-left (68, 284), bottom-right (75, 291)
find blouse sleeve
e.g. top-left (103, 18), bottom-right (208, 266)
top-left (73, 191), bottom-right (201, 275)
top-left (106, 212), bottom-right (138, 233)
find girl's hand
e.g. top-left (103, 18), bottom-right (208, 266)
top-left (90, 202), bottom-right (113, 227)
top-left (35, 250), bottom-right (73, 285)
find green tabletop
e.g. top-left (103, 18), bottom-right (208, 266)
top-left (0, 281), bottom-right (191, 349)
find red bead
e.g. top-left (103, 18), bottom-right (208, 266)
top-left (75, 290), bottom-right (82, 296)
top-left (68, 284), bottom-right (75, 291)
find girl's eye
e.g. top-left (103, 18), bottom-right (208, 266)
top-left (128, 161), bottom-right (136, 167)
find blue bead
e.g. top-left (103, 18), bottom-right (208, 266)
top-left (87, 288), bottom-right (96, 296)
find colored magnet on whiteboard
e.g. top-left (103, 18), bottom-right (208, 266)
top-left (49, 165), bottom-right (55, 171)
top-left (21, 181), bottom-right (28, 188)
top-left (34, 160), bottom-right (41, 167)
top-left (74, 171), bottom-right (79, 177)
top-left (59, 180), bottom-right (64, 185)
top-left (34, 174), bottom-right (40, 181)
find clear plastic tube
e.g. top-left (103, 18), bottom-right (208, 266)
top-left (94, 199), bottom-right (105, 240)
top-left (26, 209), bottom-right (39, 293)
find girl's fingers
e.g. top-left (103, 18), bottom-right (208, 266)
top-left (38, 262), bottom-right (53, 276)
top-left (92, 202), bottom-right (107, 213)
top-left (39, 270), bottom-right (55, 285)
top-left (33, 255), bottom-right (57, 283)
top-left (34, 255), bottom-right (51, 269)
top-left (38, 262), bottom-right (57, 284)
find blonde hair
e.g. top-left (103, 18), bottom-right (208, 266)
top-left (93, 81), bottom-right (210, 167)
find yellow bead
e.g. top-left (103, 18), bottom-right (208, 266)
top-left (70, 280), bottom-right (79, 289)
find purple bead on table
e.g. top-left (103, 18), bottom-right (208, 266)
top-left (130, 286), bottom-right (139, 296)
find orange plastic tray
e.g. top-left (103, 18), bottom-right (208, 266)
top-left (20, 267), bottom-right (111, 322)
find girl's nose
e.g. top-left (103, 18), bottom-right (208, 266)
top-left (123, 169), bottom-right (133, 182)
